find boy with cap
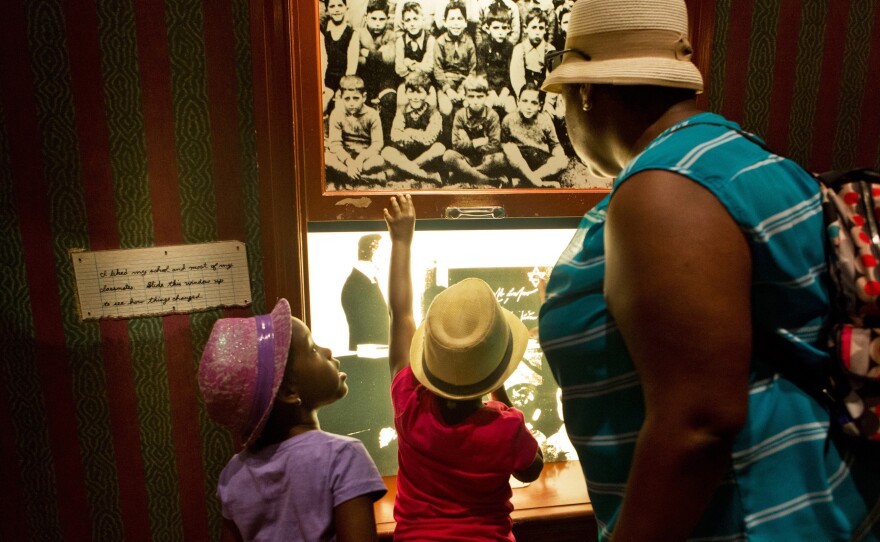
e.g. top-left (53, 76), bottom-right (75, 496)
top-left (199, 299), bottom-right (387, 541)
top-left (383, 193), bottom-right (543, 540)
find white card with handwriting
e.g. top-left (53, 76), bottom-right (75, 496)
top-left (70, 241), bottom-right (251, 320)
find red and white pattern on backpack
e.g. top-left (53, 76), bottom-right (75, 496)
top-left (823, 181), bottom-right (880, 440)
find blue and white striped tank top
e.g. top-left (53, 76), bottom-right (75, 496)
top-left (539, 112), bottom-right (880, 541)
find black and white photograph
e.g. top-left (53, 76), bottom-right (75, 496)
top-left (317, 0), bottom-right (608, 191)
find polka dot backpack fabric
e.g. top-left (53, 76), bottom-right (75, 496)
top-left (821, 168), bottom-right (880, 441)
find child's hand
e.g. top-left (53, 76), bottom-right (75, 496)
top-left (384, 194), bottom-right (416, 244)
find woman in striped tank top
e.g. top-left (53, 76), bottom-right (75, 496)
top-left (538, 0), bottom-right (880, 540)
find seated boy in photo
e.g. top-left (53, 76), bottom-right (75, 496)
top-left (443, 75), bottom-right (507, 186)
top-left (433, 1), bottom-right (477, 117)
top-left (381, 72), bottom-right (446, 186)
top-left (476, 5), bottom-right (517, 116)
top-left (501, 82), bottom-right (567, 188)
top-left (325, 75), bottom-right (387, 188)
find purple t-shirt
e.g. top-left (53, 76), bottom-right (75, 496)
top-left (218, 430), bottom-right (387, 541)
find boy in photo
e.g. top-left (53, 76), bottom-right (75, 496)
top-left (547, 3), bottom-right (574, 155)
top-left (433, 1), bottom-right (477, 117)
top-left (443, 75), bottom-right (507, 187)
top-left (325, 75), bottom-right (387, 188)
top-left (323, 0), bottom-right (361, 96)
top-left (516, 0), bottom-right (556, 44)
top-left (381, 72), bottom-right (446, 186)
top-left (476, 6), bottom-right (517, 116)
top-left (510, 7), bottom-right (553, 98)
top-left (477, 0), bottom-right (521, 45)
top-left (501, 82), bottom-right (567, 188)
top-left (357, 0), bottom-right (399, 136)
top-left (433, 0), bottom-right (482, 39)
top-left (551, 0), bottom-right (573, 50)
top-left (394, 2), bottom-right (439, 110)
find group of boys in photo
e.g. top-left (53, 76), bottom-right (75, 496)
top-left (319, 0), bottom-right (584, 189)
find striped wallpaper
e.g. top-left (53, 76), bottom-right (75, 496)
top-left (0, 0), bottom-right (878, 541)
top-left (1, 0), bottom-right (263, 540)
top-left (706, 0), bottom-right (880, 171)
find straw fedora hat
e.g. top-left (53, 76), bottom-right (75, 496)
top-left (198, 298), bottom-right (292, 449)
top-left (542, 0), bottom-right (703, 94)
top-left (410, 278), bottom-right (529, 400)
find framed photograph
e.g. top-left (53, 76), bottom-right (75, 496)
top-left (288, 0), bottom-right (713, 220)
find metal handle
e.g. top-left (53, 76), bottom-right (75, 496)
top-left (443, 206), bottom-right (506, 219)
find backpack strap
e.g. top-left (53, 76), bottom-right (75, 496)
top-left (818, 168), bottom-right (880, 188)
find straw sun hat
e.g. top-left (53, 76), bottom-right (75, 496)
top-left (410, 278), bottom-right (529, 400)
top-left (541, 0), bottom-right (704, 94)
top-left (198, 298), bottom-right (292, 449)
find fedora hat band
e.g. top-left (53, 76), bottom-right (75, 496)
top-left (565, 29), bottom-right (694, 64)
top-left (421, 327), bottom-right (513, 397)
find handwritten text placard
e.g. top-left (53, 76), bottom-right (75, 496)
top-left (70, 241), bottom-right (252, 320)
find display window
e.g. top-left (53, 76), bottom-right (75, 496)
top-left (308, 222), bottom-right (578, 474)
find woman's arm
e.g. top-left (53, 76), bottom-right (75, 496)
top-left (604, 170), bottom-right (752, 541)
top-left (385, 194), bottom-right (417, 378)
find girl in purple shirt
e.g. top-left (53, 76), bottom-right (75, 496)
top-left (199, 299), bottom-right (387, 541)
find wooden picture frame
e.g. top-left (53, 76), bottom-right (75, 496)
top-left (288, 0), bottom-right (714, 222)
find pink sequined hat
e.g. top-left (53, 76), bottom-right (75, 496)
top-left (198, 299), bottom-right (292, 449)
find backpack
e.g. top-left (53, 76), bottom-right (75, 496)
top-left (817, 168), bottom-right (880, 440)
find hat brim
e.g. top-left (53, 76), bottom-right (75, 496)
top-left (542, 56), bottom-right (704, 94)
top-left (409, 307), bottom-right (530, 401)
top-left (241, 298), bottom-right (292, 448)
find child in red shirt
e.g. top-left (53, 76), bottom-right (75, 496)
top-left (383, 194), bottom-right (543, 540)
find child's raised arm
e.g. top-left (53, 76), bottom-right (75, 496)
top-left (384, 194), bottom-right (417, 378)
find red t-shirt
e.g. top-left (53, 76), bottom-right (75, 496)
top-left (391, 367), bottom-right (539, 541)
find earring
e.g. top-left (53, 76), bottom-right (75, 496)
top-left (292, 397), bottom-right (302, 406)
top-left (582, 100), bottom-right (592, 112)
